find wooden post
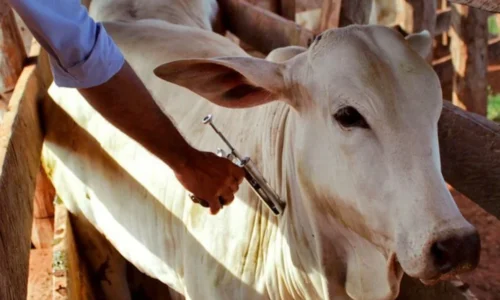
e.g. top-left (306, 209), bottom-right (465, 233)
top-left (401, 0), bottom-right (437, 62)
top-left (0, 1), bottom-right (26, 94)
top-left (31, 166), bottom-right (55, 249)
top-left (219, 0), bottom-right (314, 54)
top-left (402, 0), bottom-right (438, 34)
top-left (449, 4), bottom-right (488, 115)
top-left (441, 0), bottom-right (449, 45)
top-left (338, 0), bottom-right (372, 26)
top-left (277, 0), bottom-right (295, 21)
top-left (319, 0), bottom-right (342, 32)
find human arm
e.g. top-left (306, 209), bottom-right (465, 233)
top-left (78, 61), bottom-right (244, 214)
top-left (7, 0), bottom-right (244, 214)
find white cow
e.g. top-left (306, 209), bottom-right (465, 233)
top-left (41, 0), bottom-right (480, 299)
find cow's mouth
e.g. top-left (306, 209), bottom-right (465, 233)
top-left (393, 254), bottom-right (459, 286)
top-left (419, 268), bottom-right (467, 286)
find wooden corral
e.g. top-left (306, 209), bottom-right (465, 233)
top-left (0, 0), bottom-right (499, 299)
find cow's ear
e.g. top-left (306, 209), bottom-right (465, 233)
top-left (266, 46), bottom-right (307, 63)
top-left (405, 30), bottom-right (432, 59)
top-left (154, 57), bottom-right (289, 109)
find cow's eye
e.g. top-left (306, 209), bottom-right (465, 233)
top-left (333, 106), bottom-right (370, 129)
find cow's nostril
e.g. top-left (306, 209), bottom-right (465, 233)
top-left (431, 240), bottom-right (454, 273)
top-left (430, 231), bottom-right (480, 275)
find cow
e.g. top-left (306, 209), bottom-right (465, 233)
top-left (41, 0), bottom-right (480, 299)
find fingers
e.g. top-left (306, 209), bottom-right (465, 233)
top-left (227, 178), bottom-right (240, 195)
top-left (191, 191), bottom-right (235, 214)
top-left (186, 153), bottom-right (246, 215)
top-left (220, 191), bottom-right (235, 206)
top-left (189, 194), bottom-right (209, 207)
top-left (227, 164), bottom-right (243, 194)
top-left (230, 165), bottom-right (245, 185)
top-left (209, 196), bottom-right (222, 215)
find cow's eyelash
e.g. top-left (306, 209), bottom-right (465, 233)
top-left (333, 106), bottom-right (370, 129)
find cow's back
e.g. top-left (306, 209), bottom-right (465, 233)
top-left (87, 0), bottom-right (220, 32)
top-left (42, 15), bottom-right (286, 299)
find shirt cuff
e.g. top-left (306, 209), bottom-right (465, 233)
top-left (50, 23), bottom-right (125, 89)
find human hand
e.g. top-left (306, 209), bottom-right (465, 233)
top-left (175, 149), bottom-right (245, 214)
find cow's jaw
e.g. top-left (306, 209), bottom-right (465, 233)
top-left (257, 108), bottom-right (401, 300)
top-left (267, 123), bottom-right (404, 300)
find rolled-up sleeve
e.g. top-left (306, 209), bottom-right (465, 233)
top-left (8, 0), bottom-right (125, 88)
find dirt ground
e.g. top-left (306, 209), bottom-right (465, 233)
top-left (27, 249), bottom-right (52, 300)
top-left (451, 187), bottom-right (500, 300)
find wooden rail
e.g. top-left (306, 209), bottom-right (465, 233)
top-left (220, 0), bottom-right (314, 54)
top-left (448, 0), bottom-right (500, 12)
top-left (0, 4), bottom-right (50, 299)
top-left (0, 49), bottom-right (45, 300)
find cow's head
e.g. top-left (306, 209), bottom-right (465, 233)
top-left (154, 25), bottom-right (480, 299)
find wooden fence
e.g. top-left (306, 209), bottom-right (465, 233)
top-left (0, 0), bottom-right (499, 299)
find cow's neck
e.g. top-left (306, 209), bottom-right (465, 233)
top-left (243, 105), bottom-right (329, 299)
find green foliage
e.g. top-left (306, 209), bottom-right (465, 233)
top-left (488, 92), bottom-right (500, 122)
top-left (488, 15), bottom-right (499, 35)
top-left (485, 17), bottom-right (500, 122)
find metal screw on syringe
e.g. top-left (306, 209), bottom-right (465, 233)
top-left (202, 114), bottom-right (235, 153)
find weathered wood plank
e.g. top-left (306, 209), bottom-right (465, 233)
top-left (52, 199), bottom-right (96, 300)
top-left (33, 166), bottom-right (55, 219)
top-left (338, 0), bottom-right (372, 26)
top-left (219, 0), bottom-right (315, 54)
top-left (401, 0), bottom-right (437, 62)
top-left (29, 40), bottom-right (54, 91)
top-left (0, 63), bottom-right (44, 300)
top-left (448, 0), bottom-right (500, 13)
top-left (31, 164), bottom-right (56, 248)
top-left (449, 4), bottom-right (489, 115)
top-left (439, 101), bottom-right (500, 220)
top-left (438, 0), bottom-right (451, 44)
top-left (221, 0), bottom-right (453, 54)
top-left (0, 2), bottom-right (26, 94)
top-left (402, 0), bottom-right (438, 36)
top-left (319, 0), bottom-right (342, 32)
top-left (433, 38), bottom-right (500, 99)
top-left (277, 0), bottom-right (295, 21)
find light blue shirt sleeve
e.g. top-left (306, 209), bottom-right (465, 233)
top-left (7, 0), bottom-right (125, 88)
